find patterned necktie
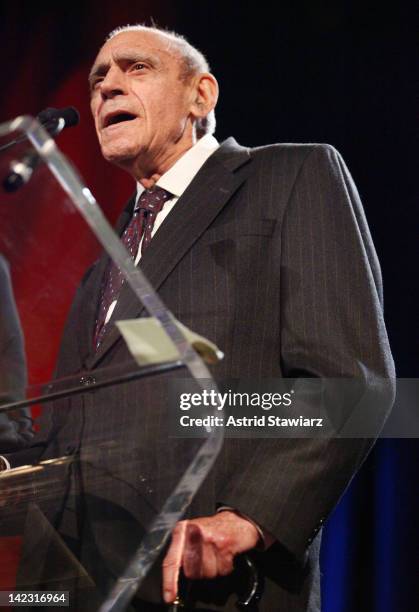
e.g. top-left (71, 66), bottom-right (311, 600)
top-left (93, 186), bottom-right (171, 350)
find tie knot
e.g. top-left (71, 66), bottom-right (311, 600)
top-left (137, 186), bottom-right (171, 215)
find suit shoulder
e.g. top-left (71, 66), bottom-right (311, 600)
top-left (249, 142), bottom-right (341, 165)
top-left (244, 143), bottom-right (344, 193)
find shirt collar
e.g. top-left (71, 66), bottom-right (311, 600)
top-left (135, 134), bottom-right (219, 208)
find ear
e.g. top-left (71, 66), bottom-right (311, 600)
top-left (189, 73), bottom-right (219, 122)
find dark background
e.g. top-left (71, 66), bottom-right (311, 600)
top-left (0, 1), bottom-right (417, 610)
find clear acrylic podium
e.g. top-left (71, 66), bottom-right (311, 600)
top-left (0, 115), bottom-right (224, 611)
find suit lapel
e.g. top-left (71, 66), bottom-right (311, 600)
top-left (85, 138), bottom-right (252, 368)
top-left (78, 196), bottom-right (135, 365)
top-left (77, 256), bottom-right (106, 365)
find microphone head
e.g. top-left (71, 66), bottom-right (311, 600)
top-left (37, 106), bottom-right (80, 128)
top-left (60, 106), bottom-right (80, 128)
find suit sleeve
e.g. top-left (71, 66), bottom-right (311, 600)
top-left (0, 256), bottom-right (33, 452)
top-left (217, 144), bottom-right (395, 562)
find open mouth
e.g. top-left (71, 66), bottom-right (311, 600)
top-left (104, 113), bottom-right (137, 127)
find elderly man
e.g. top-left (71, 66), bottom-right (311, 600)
top-left (3, 24), bottom-right (394, 611)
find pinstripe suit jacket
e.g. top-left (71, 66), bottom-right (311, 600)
top-left (24, 138), bottom-right (394, 611)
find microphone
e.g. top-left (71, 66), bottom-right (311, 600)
top-left (0, 106), bottom-right (80, 153)
top-left (2, 106), bottom-right (80, 193)
top-left (37, 106), bottom-right (80, 134)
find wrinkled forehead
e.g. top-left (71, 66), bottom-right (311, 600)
top-left (92, 30), bottom-right (183, 71)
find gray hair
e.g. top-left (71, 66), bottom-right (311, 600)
top-left (107, 24), bottom-right (216, 138)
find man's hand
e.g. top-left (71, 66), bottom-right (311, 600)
top-left (162, 510), bottom-right (260, 604)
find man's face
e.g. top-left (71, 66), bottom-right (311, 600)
top-left (89, 30), bottom-right (197, 176)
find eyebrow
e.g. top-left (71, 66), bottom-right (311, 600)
top-left (88, 50), bottom-right (161, 87)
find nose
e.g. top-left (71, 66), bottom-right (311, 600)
top-left (100, 66), bottom-right (127, 100)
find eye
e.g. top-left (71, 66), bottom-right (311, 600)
top-left (132, 62), bottom-right (146, 71)
top-left (89, 78), bottom-right (102, 94)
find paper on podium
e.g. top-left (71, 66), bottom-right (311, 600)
top-left (116, 318), bottom-right (224, 366)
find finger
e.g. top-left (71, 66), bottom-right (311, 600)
top-left (186, 541), bottom-right (218, 580)
top-left (216, 550), bottom-right (234, 576)
top-left (182, 523), bottom-right (204, 579)
top-left (200, 541), bottom-right (218, 579)
top-left (162, 521), bottom-right (187, 603)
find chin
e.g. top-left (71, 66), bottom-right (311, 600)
top-left (102, 144), bottom-right (138, 166)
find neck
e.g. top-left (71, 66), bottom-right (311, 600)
top-left (127, 127), bottom-right (199, 186)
